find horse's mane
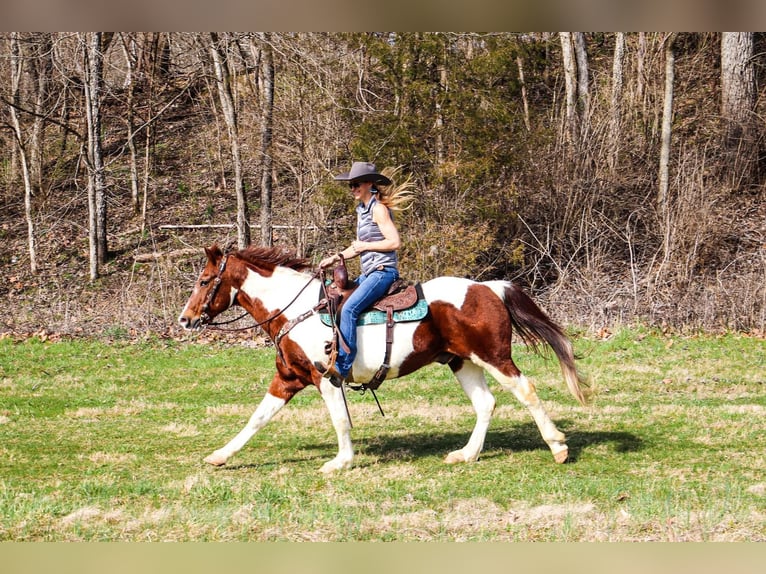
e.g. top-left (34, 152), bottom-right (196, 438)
top-left (234, 245), bottom-right (313, 273)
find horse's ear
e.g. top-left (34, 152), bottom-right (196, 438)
top-left (204, 244), bottom-right (223, 264)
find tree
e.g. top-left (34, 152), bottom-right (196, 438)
top-left (82, 32), bottom-right (112, 277)
top-left (658, 33), bottom-right (677, 265)
top-left (119, 33), bottom-right (141, 214)
top-left (559, 32), bottom-right (578, 146)
top-left (28, 33), bottom-right (52, 196)
top-left (720, 32), bottom-right (755, 183)
top-left (720, 32), bottom-right (754, 137)
top-left (8, 32), bottom-right (37, 273)
top-left (256, 32), bottom-right (275, 247)
top-left (608, 32), bottom-right (625, 173)
top-left (573, 32), bottom-right (590, 138)
top-left (209, 32), bottom-right (249, 248)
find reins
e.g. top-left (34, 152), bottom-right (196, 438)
top-left (200, 253), bottom-right (322, 333)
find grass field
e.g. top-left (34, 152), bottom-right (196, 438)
top-left (0, 328), bottom-right (764, 541)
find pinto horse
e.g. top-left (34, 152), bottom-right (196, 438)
top-left (178, 244), bottom-right (588, 473)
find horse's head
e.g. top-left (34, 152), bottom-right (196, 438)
top-left (178, 244), bottom-right (239, 330)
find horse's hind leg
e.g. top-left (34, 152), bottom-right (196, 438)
top-left (476, 358), bottom-right (569, 463)
top-left (445, 361), bottom-right (496, 464)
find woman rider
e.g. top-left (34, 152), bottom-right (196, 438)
top-left (315, 162), bottom-right (412, 386)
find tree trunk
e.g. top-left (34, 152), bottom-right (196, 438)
top-left (83, 32), bottom-right (109, 271)
top-left (517, 54), bottom-right (531, 132)
top-left (29, 33), bottom-right (52, 197)
top-left (258, 32), bottom-right (275, 247)
top-left (559, 32), bottom-right (578, 146)
top-left (573, 32), bottom-right (590, 138)
top-left (658, 33), bottom-right (677, 264)
top-left (608, 32), bottom-right (626, 173)
top-left (120, 33), bottom-right (141, 213)
top-left (636, 33), bottom-right (647, 114)
top-left (721, 32), bottom-right (754, 135)
top-left (434, 37), bottom-right (448, 164)
top-left (209, 32), bottom-right (250, 248)
top-left (9, 33), bottom-right (37, 274)
top-left (720, 32), bottom-right (755, 182)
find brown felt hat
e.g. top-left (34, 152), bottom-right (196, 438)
top-left (334, 162), bottom-right (392, 186)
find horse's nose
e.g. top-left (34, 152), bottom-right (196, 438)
top-left (178, 315), bottom-right (195, 330)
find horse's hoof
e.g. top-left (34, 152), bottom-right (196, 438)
top-left (320, 457), bottom-right (352, 473)
top-left (444, 450), bottom-right (467, 464)
top-left (553, 448), bottom-right (569, 464)
top-left (204, 452), bottom-right (228, 466)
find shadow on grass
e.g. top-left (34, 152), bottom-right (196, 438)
top-left (357, 421), bottom-right (642, 465)
top-left (214, 420), bottom-right (642, 471)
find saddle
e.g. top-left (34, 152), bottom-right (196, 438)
top-left (318, 256), bottom-right (427, 390)
top-left (320, 257), bottom-right (426, 326)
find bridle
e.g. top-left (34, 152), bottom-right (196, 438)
top-left (199, 254), bottom-right (231, 326)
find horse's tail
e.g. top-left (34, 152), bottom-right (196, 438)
top-left (501, 283), bottom-right (589, 406)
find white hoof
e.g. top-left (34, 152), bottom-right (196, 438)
top-left (444, 451), bottom-right (465, 464)
top-left (204, 450), bottom-right (229, 467)
top-left (320, 456), bottom-right (352, 473)
top-left (445, 449), bottom-right (478, 464)
top-left (551, 445), bottom-right (569, 464)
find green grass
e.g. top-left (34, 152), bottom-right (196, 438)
top-left (0, 329), bottom-right (764, 541)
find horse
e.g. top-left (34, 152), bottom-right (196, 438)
top-left (178, 244), bottom-right (589, 473)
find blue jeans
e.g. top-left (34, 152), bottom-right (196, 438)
top-left (336, 266), bottom-right (399, 377)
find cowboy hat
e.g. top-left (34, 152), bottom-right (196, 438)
top-left (334, 161), bottom-right (392, 186)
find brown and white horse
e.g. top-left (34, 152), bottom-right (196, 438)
top-left (178, 244), bottom-right (588, 473)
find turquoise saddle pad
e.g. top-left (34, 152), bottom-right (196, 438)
top-left (319, 284), bottom-right (429, 327)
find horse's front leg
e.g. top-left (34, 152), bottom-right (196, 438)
top-left (318, 378), bottom-right (354, 473)
top-left (204, 374), bottom-right (292, 467)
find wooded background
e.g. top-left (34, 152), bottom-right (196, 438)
top-left (1, 32), bottom-right (764, 335)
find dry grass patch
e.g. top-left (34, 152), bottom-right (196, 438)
top-left (373, 497), bottom-right (598, 541)
top-left (722, 404), bottom-right (765, 415)
top-left (67, 400), bottom-right (177, 420)
top-left (84, 452), bottom-right (138, 465)
top-left (160, 422), bottom-right (200, 437)
top-left (59, 506), bottom-right (124, 527)
top-left (205, 404), bottom-right (252, 417)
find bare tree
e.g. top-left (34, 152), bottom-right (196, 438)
top-left (559, 32), bottom-right (590, 147)
top-left (28, 33), bottom-right (52, 196)
top-left (516, 53), bottom-right (531, 132)
top-left (636, 33), bottom-right (647, 113)
top-left (658, 33), bottom-right (677, 265)
top-left (120, 33), bottom-right (141, 213)
top-left (209, 32), bottom-right (250, 248)
top-left (256, 32), bottom-right (275, 247)
top-left (573, 32), bottom-right (590, 138)
top-left (8, 32), bottom-right (37, 273)
top-left (82, 32), bottom-right (113, 277)
top-left (721, 32), bottom-right (754, 136)
top-left (559, 32), bottom-right (578, 145)
top-left (608, 32), bottom-right (626, 173)
top-left (434, 36), bottom-right (448, 163)
top-left (720, 32), bottom-right (755, 183)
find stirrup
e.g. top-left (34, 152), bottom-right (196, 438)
top-left (313, 361), bottom-right (345, 388)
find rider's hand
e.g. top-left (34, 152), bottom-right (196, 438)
top-left (319, 254), bottom-right (339, 269)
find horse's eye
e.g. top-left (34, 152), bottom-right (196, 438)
top-left (200, 279), bottom-right (210, 287)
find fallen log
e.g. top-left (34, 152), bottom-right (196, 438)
top-left (133, 248), bottom-right (201, 262)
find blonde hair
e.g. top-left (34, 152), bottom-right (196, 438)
top-left (375, 166), bottom-right (416, 213)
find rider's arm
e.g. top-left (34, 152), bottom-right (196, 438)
top-left (320, 203), bottom-right (400, 268)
